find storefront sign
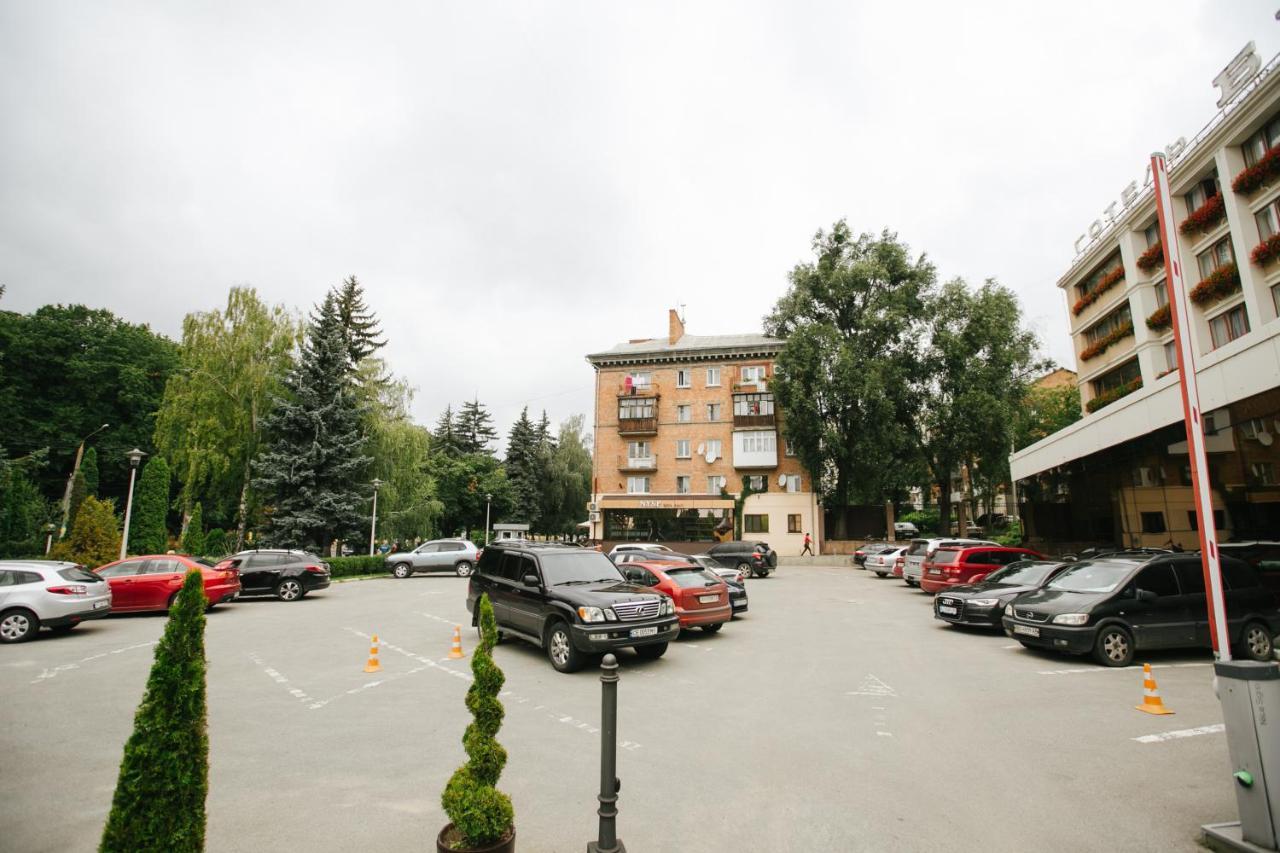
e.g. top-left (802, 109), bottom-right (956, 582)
top-left (600, 497), bottom-right (735, 510)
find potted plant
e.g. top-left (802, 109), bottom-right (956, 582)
top-left (439, 594), bottom-right (515, 852)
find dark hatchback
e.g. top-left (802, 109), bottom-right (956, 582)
top-left (467, 542), bottom-right (679, 672)
top-left (216, 549), bottom-right (331, 601)
top-left (934, 560), bottom-right (1072, 628)
top-left (1003, 553), bottom-right (1280, 667)
top-left (707, 541), bottom-right (777, 578)
top-left (614, 551), bottom-right (749, 615)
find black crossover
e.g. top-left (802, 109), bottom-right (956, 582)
top-left (467, 542), bottom-right (679, 672)
top-left (221, 549), bottom-right (332, 601)
top-left (934, 560), bottom-right (1072, 628)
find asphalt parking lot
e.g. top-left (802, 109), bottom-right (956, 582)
top-left (0, 566), bottom-right (1241, 852)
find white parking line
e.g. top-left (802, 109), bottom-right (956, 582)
top-left (30, 641), bottom-right (157, 685)
top-left (1037, 663), bottom-right (1212, 676)
top-left (1132, 724), bottom-right (1224, 744)
top-left (847, 674), bottom-right (898, 697)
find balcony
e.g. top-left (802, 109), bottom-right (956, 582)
top-left (617, 417), bottom-right (657, 436)
top-left (734, 412), bottom-right (776, 428)
top-left (617, 379), bottom-right (661, 398)
top-left (618, 454), bottom-right (658, 472)
top-left (732, 430), bottom-right (778, 469)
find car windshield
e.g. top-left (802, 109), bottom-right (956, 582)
top-left (1047, 561), bottom-right (1133, 593)
top-left (667, 568), bottom-right (721, 588)
top-left (540, 552), bottom-right (624, 585)
top-left (985, 563), bottom-right (1054, 585)
top-left (932, 550), bottom-right (961, 565)
top-left (58, 566), bottom-right (102, 582)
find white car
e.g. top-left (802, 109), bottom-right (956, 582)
top-left (901, 538), bottom-right (997, 587)
top-left (866, 546), bottom-right (908, 578)
top-left (0, 561), bottom-right (113, 643)
top-left (607, 543), bottom-right (674, 560)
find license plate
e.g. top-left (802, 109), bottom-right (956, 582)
top-left (629, 626), bottom-right (658, 638)
top-left (938, 605), bottom-right (957, 615)
top-left (698, 594), bottom-right (719, 603)
top-left (732, 600), bottom-right (746, 608)
top-left (1013, 624), bottom-right (1040, 637)
top-left (93, 600), bottom-right (110, 610)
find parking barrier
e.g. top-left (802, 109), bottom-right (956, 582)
top-left (449, 625), bottom-right (466, 659)
top-left (1135, 663), bottom-right (1174, 715)
top-left (364, 634), bottom-right (382, 673)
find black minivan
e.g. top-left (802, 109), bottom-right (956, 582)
top-left (1003, 553), bottom-right (1279, 667)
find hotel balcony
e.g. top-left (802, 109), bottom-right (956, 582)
top-left (617, 454), bottom-right (658, 472)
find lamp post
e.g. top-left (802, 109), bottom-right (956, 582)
top-left (485, 493), bottom-right (493, 545)
top-left (59, 423), bottom-right (109, 538)
top-left (369, 478), bottom-right (383, 556)
top-left (43, 523), bottom-right (56, 555)
top-left (119, 448), bottom-right (146, 560)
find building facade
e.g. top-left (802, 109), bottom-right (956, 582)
top-left (586, 310), bottom-right (819, 556)
top-left (1012, 46), bottom-right (1280, 552)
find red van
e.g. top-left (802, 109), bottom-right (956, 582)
top-left (920, 546), bottom-right (1044, 594)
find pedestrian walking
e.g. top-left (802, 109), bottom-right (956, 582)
top-left (801, 532), bottom-right (814, 556)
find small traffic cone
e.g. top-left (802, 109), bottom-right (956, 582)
top-left (448, 625), bottom-right (466, 659)
top-left (364, 634), bottom-right (382, 673)
top-left (1135, 663), bottom-right (1173, 715)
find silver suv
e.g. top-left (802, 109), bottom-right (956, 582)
top-left (901, 538), bottom-right (997, 587)
top-left (387, 539), bottom-right (480, 578)
top-left (0, 561), bottom-right (113, 643)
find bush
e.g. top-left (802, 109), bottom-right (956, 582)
top-left (326, 555), bottom-right (387, 577)
top-left (994, 520), bottom-right (1024, 547)
top-left (50, 496), bottom-right (120, 568)
top-left (100, 568), bottom-right (208, 852)
top-left (180, 504), bottom-right (205, 558)
top-left (128, 456), bottom-right (171, 555)
top-left (441, 594), bottom-right (513, 848)
top-left (202, 528), bottom-right (228, 557)
top-left (899, 509), bottom-right (939, 534)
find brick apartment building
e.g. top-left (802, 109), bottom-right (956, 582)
top-left (585, 310), bottom-right (820, 556)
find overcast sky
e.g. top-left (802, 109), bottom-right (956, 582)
top-left (2, 2), bottom-right (1277, 446)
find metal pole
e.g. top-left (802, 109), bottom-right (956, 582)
top-left (485, 497), bottom-right (492, 546)
top-left (369, 488), bottom-right (378, 556)
top-left (588, 654), bottom-right (626, 853)
top-left (119, 466), bottom-right (138, 560)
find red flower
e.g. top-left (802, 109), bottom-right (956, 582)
top-left (1135, 241), bottom-right (1164, 273)
top-left (1078, 320), bottom-right (1134, 362)
top-left (1232, 145), bottom-right (1280, 195)
top-left (1180, 192), bottom-right (1226, 236)
top-left (1188, 263), bottom-right (1241, 307)
top-left (1071, 265), bottom-right (1125, 316)
top-left (1145, 304), bottom-right (1171, 330)
top-left (1250, 233), bottom-right (1280, 266)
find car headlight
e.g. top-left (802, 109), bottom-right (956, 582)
top-left (661, 598), bottom-right (675, 615)
top-left (1052, 613), bottom-right (1089, 626)
top-left (578, 606), bottom-right (606, 623)
top-left (968, 598), bottom-right (999, 607)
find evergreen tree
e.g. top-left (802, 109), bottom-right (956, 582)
top-left (100, 568), bottom-right (208, 853)
top-left (67, 468), bottom-right (88, 536)
top-left (51, 495), bottom-right (121, 568)
top-left (203, 528), bottom-right (228, 557)
top-left (504, 408), bottom-right (542, 526)
top-left (334, 275), bottom-right (386, 366)
top-left (432, 405), bottom-right (461, 457)
top-left (82, 446), bottom-right (100, 497)
top-left (455, 398), bottom-right (498, 456)
top-left (0, 447), bottom-right (49, 558)
top-left (253, 293), bottom-right (371, 550)
top-left (180, 503), bottom-right (205, 556)
top-left (129, 456), bottom-right (171, 555)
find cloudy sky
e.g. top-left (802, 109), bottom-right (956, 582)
top-left (2, 2), bottom-right (1276, 443)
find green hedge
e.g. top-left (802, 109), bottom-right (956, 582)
top-left (326, 555), bottom-right (387, 577)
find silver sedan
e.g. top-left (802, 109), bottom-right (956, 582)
top-left (0, 561), bottom-right (113, 642)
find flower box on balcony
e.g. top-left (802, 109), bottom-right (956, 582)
top-left (1250, 233), bottom-right (1280, 267)
top-left (1078, 321), bottom-right (1134, 362)
top-left (1071, 265), bottom-right (1125, 316)
top-left (1188, 263), bottom-right (1242, 307)
top-left (1085, 377), bottom-right (1142, 413)
top-left (1136, 241), bottom-right (1164, 273)
top-left (1232, 146), bottom-right (1280, 196)
top-left (1179, 192), bottom-right (1226, 236)
top-left (1145, 304), bottom-right (1171, 331)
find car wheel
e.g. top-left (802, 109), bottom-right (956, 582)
top-left (545, 621), bottom-right (584, 673)
top-left (1092, 625), bottom-right (1134, 667)
top-left (275, 578), bottom-right (304, 602)
top-left (875, 571), bottom-right (887, 578)
top-left (737, 561), bottom-right (752, 578)
top-left (702, 623), bottom-right (722, 634)
top-left (0, 609), bottom-right (39, 643)
top-left (392, 562), bottom-right (413, 579)
top-left (1239, 621), bottom-right (1274, 662)
top-left (634, 642), bottom-right (668, 659)
top-left (455, 561), bottom-right (473, 577)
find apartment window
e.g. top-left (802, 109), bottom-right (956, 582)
top-left (706, 403), bottom-right (722, 421)
top-left (784, 438), bottom-right (796, 456)
top-left (676, 404), bottom-right (691, 423)
top-left (1188, 509), bottom-right (1229, 530)
top-left (1084, 304), bottom-right (1133, 345)
top-left (740, 365), bottom-right (766, 383)
top-left (748, 475), bottom-right (766, 491)
top-left (1092, 358), bottom-right (1141, 396)
top-left (1185, 175), bottom-right (1220, 215)
top-left (1250, 462), bottom-right (1277, 486)
top-left (739, 431), bottom-right (777, 453)
top-left (1143, 221), bottom-right (1161, 247)
top-left (1255, 198), bottom-right (1280, 240)
top-left (676, 369), bottom-right (691, 388)
top-left (626, 477), bottom-right (650, 494)
top-left (787, 514), bottom-right (802, 534)
top-left (675, 439), bottom-right (691, 459)
top-left (1240, 418), bottom-right (1271, 441)
top-left (1153, 282), bottom-right (1168, 308)
top-left (1196, 237), bottom-right (1234, 280)
top-left (675, 475), bottom-right (691, 494)
top-left (1242, 113), bottom-right (1280, 166)
top-left (744, 514), bottom-right (769, 533)
top-left (627, 372), bottom-right (652, 389)
top-left (733, 393), bottom-right (775, 417)
top-left (1163, 340), bottom-right (1178, 374)
top-left (1208, 304), bottom-right (1250, 349)
top-left (1131, 466), bottom-right (1165, 487)
top-left (705, 439), bottom-right (722, 459)
top-left (619, 397), bottom-right (654, 420)
top-left (785, 475), bottom-right (801, 493)
top-left (627, 441), bottom-right (650, 459)
top-left (706, 367), bottom-right (721, 387)
top-left (1140, 511), bottom-right (1166, 534)
top-left (706, 475), bottom-right (724, 493)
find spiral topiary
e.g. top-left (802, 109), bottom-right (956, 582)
top-left (441, 594), bottom-right (513, 848)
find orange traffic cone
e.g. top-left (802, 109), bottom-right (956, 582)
top-left (1135, 663), bottom-right (1173, 715)
top-left (448, 625), bottom-right (466, 659)
top-left (364, 634), bottom-right (382, 673)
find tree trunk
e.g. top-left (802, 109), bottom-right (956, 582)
top-left (235, 461), bottom-right (250, 551)
top-left (938, 477), bottom-right (952, 537)
top-left (831, 471), bottom-right (849, 540)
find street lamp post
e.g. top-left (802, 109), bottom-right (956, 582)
top-left (369, 478), bottom-right (383, 556)
top-left (43, 523), bottom-right (56, 555)
top-left (484, 493), bottom-right (493, 545)
top-left (59, 423), bottom-right (109, 538)
top-left (119, 448), bottom-right (146, 560)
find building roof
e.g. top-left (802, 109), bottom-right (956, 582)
top-left (587, 333), bottom-right (782, 366)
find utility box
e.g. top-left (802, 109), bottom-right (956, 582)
top-left (1203, 661), bottom-right (1280, 852)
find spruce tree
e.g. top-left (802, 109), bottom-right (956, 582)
top-left (504, 408), bottom-right (542, 525)
top-left (456, 398), bottom-right (498, 456)
top-left (67, 468), bottom-right (88, 536)
top-left (129, 456), bottom-right (171, 555)
top-left (82, 446), bottom-right (100, 497)
top-left (335, 275), bottom-right (385, 365)
top-left (203, 528), bottom-right (228, 557)
top-left (433, 405), bottom-right (461, 457)
top-left (180, 503), bottom-right (205, 556)
top-left (100, 568), bottom-right (208, 853)
top-left (253, 293), bottom-right (371, 550)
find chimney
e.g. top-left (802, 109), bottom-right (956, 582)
top-left (668, 308), bottom-right (685, 345)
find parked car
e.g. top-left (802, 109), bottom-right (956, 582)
top-left (1217, 541), bottom-right (1280, 593)
top-left (920, 545), bottom-right (1044, 594)
top-left (387, 539), bottom-right (481, 578)
top-left (902, 538), bottom-right (997, 587)
top-left (214, 550), bottom-right (330, 601)
top-left (466, 541), bottom-right (679, 673)
top-left (607, 553), bottom-right (748, 615)
top-left (95, 554), bottom-right (241, 612)
top-left (933, 560), bottom-right (1072, 628)
top-left (607, 543), bottom-right (674, 559)
top-left (618, 561), bottom-right (732, 632)
top-left (852, 541), bottom-right (893, 568)
top-left (706, 541), bottom-right (777, 578)
top-left (0, 561), bottom-right (113, 643)
top-left (866, 546), bottom-right (907, 578)
top-left (893, 522), bottom-right (918, 539)
top-left (1004, 553), bottom-right (1280, 667)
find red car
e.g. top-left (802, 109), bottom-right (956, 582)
top-left (94, 554), bottom-right (241, 612)
top-left (618, 560), bottom-right (732, 632)
top-left (920, 545), bottom-right (1044, 594)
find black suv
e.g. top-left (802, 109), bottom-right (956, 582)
top-left (218, 550), bottom-right (332, 601)
top-left (1003, 553), bottom-right (1279, 666)
top-left (707, 540), bottom-right (777, 578)
top-left (467, 542), bottom-right (679, 673)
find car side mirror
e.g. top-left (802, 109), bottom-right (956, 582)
top-left (1136, 589), bottom-right (1157, 603)
top-left (522, 573), bottom-right (540, 587)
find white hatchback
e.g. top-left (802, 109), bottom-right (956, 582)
top-left (0, 561), bottom-right (113, 643)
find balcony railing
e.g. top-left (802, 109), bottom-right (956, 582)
top-left (617, 417), bottom-right (658, 435)
top-left (617, 379), bottom-right (661, 397)
top-left (618, 454), bottom-right (658, 471)
top-left (733, 413), bottom-right (776, 428)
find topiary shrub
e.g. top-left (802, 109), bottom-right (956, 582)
top-left (327, 555), bottom-right (387, 577)
top-left (100, 568), bottom-right (208, 853)
top-left (129, 456), bottom-right (171, 555)
top-left (441, 594), bottom-right (513, 849)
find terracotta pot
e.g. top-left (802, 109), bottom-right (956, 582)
top-left (436, 823), bottom-right (515, 853)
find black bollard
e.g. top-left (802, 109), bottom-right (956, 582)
top-left (588, 654), bottom-right (626, 853)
